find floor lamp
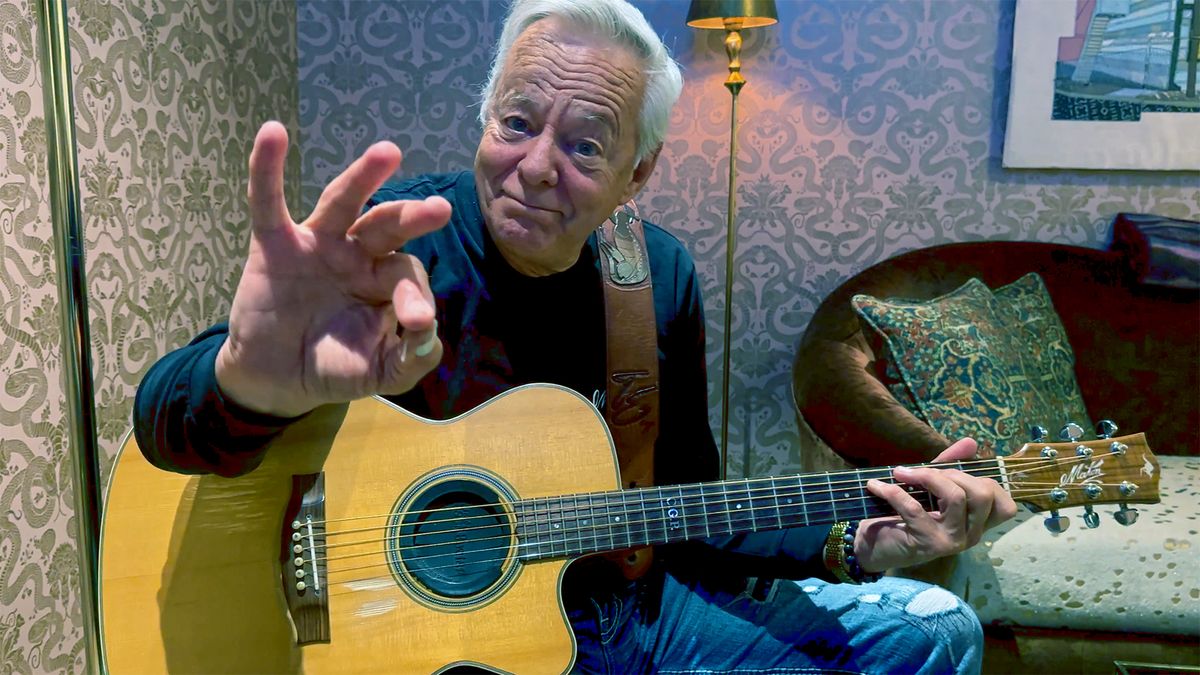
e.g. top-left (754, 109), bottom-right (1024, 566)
top-left (686, 0), bottom-right (778, 479)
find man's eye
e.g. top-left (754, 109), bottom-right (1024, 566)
top-left (503, 117), bottom-right (529, 133)
top-left (575, 141), bottom-right (599, 157)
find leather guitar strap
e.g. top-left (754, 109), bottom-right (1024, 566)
top-left (596, 203), bottom-right (659, 579)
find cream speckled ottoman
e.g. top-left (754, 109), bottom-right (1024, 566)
top-left (946, 455), bottom-right (1200, 636)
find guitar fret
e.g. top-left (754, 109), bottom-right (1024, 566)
top-left (637, 489), bottom-right (650, 546)
top-left (548, 497), bottom-right (563, 557)
top-left (624, 491), bottom-right (646, 548)
top-left (618, 494), bottom-right (633, 548)
top-left (679, 485), bottom-right (706, 540)
top-left (769, 476), bottom-right (784, 529)
top-left (796, 473), bottom-right (834, 526)
top-left (777, 475), bottom-right (809, 528)
top-left (664, 486), bottom-right (686, 543)
top-left (532, 497), bottom-right (549, 554)
top-left (537, 497), bottom-right (549, 554)
top-left (560, 495), bottom-right (578, 557)
top-left (589, 492), bottom-right (610, 554)
top-left (578, 493), bottom-right (592, 556)
top-left (727, 480), bottom-right (755, 532)
top-left (825, 472), bottom-right (839, 523)
top-left (698, 485), bottom-right (712, 538)
top-left (855, 469), bottom-right (869, 520)
top-left (859, 467), bottom-right (893, 520)
top-left (714, 482), bottom-right (733, 535)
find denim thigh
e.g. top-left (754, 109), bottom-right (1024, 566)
top-left (568, 572), bottom-right (982, 675)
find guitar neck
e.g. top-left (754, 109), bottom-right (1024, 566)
top-left (515, 458), bottom-right (1003, 561)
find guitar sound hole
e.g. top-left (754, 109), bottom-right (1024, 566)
top-left (393, 479), bottom-right (511, 599)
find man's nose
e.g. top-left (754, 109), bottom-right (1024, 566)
top-left (517, 133), bottom-right (559, 187)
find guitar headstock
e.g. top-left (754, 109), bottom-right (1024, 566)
top-left (1001, 432), bottom-right (1159, 519)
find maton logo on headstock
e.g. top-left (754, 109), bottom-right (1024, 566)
top-left (1060, 458), bottom-right (1104, 486)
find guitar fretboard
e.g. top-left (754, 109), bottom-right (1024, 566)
top-left (513, 460), bottom-right (1000, 560)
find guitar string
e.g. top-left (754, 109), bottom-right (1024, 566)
top-left (312, 460), bottom-right (1008, 549)
top-left (305, 450), bottom-right (1133, 567)
top-left (318, 481), bottom-right (1134, 596)
top-left (297, 449), bottom-right (1104, 533)
top-left (307, 452), bottom-right (1132, 555)
top-left (302, 454), bottom-right (1020, 530)
top-left (309, 480), bottom-right (1107, 571)
top-left (313, 470), bottom-right (1125, 567)
top-left (302, 451), bottom-right (1129, 541)
top-left (313, 482), bottom-right (936, 564)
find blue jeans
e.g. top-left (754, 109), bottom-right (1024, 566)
top-left (565, 565), bottom-right (983, 674)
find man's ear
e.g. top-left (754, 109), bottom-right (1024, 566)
top-left (620, 144), bottom-right (662, 204)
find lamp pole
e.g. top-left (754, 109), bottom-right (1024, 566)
top-left (687, 0), bottom-right (777, 480)
top-left (718, 20), bottom-right (746, 481)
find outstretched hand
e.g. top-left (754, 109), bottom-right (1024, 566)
top-left (214, 121), bottom-right (452, 417)
top-left (853, 438), bottom-right (1019, 573)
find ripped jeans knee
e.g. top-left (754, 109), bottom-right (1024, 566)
top-left (799, 576), bottom-right (984, 675)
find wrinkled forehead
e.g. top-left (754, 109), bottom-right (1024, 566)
top-left (495, 17), bottom-right (647, 127)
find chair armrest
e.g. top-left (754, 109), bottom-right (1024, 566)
top-left (794, 334), bottom-right (950, 467)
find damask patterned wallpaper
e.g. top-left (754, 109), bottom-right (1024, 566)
top-left (0, 2), bottom-right (80, 670)
top-left (297, 0), bottom-right (1197, 480)
top-left (0, 0), bottom-right (1193, 671)
top-left (0, 1), bottom-right (298, 671)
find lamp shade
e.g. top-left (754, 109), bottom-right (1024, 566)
top-left (686, 0), bottom-right (778, 29)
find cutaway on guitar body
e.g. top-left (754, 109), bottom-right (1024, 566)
top-left (100, 384), bottom-right (624, 674)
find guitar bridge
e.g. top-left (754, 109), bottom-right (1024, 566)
top-left (281, 473), bottom-right (330, 644)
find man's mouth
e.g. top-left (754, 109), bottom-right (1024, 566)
top-left (504, 194), bottom-right (558, 215)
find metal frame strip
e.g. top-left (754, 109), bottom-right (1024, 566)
top-left (35, 0), bottom-right (103, 671)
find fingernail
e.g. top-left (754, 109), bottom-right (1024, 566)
top-left (415, 319), bottom-right (439, 357)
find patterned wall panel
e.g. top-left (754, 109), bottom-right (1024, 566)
top-left (297, 0), bottom-right (502, 215)
top-left (296, 0), bottom-right (1198, 481)
top-left (73, 0), bottom-right (301, 483)
top-left (0, 2), bottom-right (83, 670)
top-left (0, 1), bottom-right (299, 671)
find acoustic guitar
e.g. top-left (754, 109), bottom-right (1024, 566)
top-left (99, 383), bottom-right (1160, 674)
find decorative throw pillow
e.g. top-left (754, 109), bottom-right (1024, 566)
top-left (993, 273), bottom-right (1093, 436)
top-left (854, 275), bottom-right (1089, 456)
top-left (852, 278), bottom-right (1060, 457)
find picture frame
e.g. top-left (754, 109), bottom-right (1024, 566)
top-left (1003, 0), bottom-right (1200, 170)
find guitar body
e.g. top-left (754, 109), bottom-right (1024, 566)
top-left (100, 384), bottom-right (623, 674)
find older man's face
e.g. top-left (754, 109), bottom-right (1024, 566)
top-left (475, 18), bottom-right (656, 277)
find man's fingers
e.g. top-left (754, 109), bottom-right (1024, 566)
top-left (893, 465), bottom-right (968, 543)
top-left (866, 478), bottom-right (929, 523)
top-left (349, 196), bottom-right (453, 258)
top-left (377, 324), bottom-right (442, 396)
top-left (932, 437), bottom-right (978, 464)
top-left (358, 253), bottom-right (437, 330)
top-left (307, 142), bottom-right (404, 236)
top-left (247, 121), bottom-right (293, 232)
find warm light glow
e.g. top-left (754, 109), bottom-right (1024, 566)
top-left (686, 0), bottom-right (778, 30)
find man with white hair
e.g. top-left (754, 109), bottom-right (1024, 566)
top-left (136, 0), bottom-right (1015, 671)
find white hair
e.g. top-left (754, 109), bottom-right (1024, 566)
top-left (479, 0), bottom-right (684, 163)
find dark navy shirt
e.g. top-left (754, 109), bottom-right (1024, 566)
top-left (133, 171), bottom-right (832, 581)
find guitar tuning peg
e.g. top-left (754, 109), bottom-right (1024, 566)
top-left (1058, 423), bottom-right (1084, 442)
top-left (1114, 503), bottom-right (1139, 526)
top-left (1096, 420), bottom-right (1119, 439)
top-left (1083, 506), bottom-right (1101, 529)
top-left (1030, 425), bottom-right (1049, 442)
top-left (1043, 510), bottom-right (1070, 534)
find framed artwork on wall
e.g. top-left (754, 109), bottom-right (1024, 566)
top-left (1004, 0), bottom-right (1200, 170)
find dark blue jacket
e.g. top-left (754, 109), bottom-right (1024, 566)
top-left (133, 171), bottom-right (834, 582)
